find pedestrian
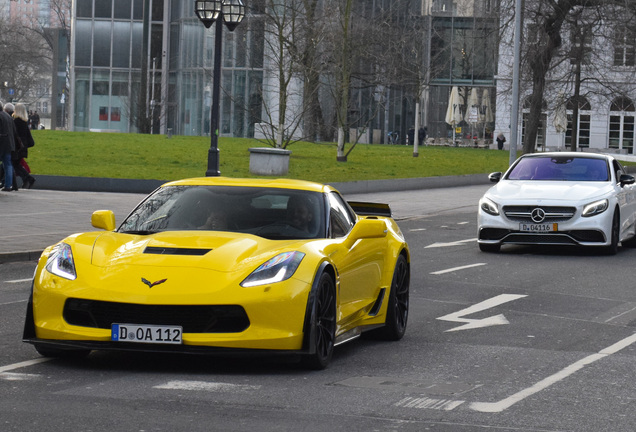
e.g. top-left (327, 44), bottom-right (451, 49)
top-left (496, 132), bottom-right (506, 150)
top-left (418, 126), bottom-right (427, 147)
top-left (0, 101), bottom-right (18, 191)
top-left (407, 126), bottom-right (415, 146)
top-left (12, 103), bottom-right (36, 189)
top-left (32, 111), bottom-right (40, 130)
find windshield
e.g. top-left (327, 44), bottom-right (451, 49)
top-left (506, 156), bottom-right (610, 181)
top-left (119, 186), bottom-right (326, 240)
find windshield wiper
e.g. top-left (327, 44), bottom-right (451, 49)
top-left (120, 230), bottom-right (160, 235)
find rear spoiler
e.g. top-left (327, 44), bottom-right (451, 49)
top-left (348, 201), bottom-right (392, 218)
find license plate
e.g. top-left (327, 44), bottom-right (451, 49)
top-left (519, 223), bottom-right (557, 232)
top-left (112, 324), bottom-right (182, 345)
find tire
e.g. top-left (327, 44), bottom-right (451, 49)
top-left (301, 272), bottom-right (336, 370)
top-left (365, 254), bottom-right (410, 341)
top-left (34, 344), bottom-right (91, 359)
top-left (479, 243), bottom-right (501, 253)
top-left (603, 211), bottom-right (619, 255)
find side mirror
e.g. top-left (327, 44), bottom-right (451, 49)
top-left (91, 210), bottom-right (116, 231)
top-left (344, 218), bottom-right (387, 249)
top-left (620, 174), bottom-right (636, 186)
top-left (488, 172), bottom-right (502, 183)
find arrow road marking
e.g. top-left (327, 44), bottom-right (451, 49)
top-left (437, 294), bottom-right (527, 332)
top-left (425, 238), bottom-right (477, 248)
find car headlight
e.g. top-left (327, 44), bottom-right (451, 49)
top-left (241, 251), bottom-right (305, 287)
top-left (45, 243), bottom-right (77, 280)
top-left (479, 197), bottom-right (500, 216)
top-left (582, 199), bottom-right (609, 217)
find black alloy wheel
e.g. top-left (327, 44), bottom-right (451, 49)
top-left (603, 210), bottom-right (620, 255)
top-left (383, 254), bottom-right (409, 340)
top-left (302, 272), bottom-right (336, 370)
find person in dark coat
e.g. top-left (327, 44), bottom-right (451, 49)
top-left (0, 102), bottom-right (17, 191)
top-left (496, 133), bottom-right (506, 150)
top-left (11, 103), bottom-right (35, 188)
top-left (418, 126), bottom-right (427, 146)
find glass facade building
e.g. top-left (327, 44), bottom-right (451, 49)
top-left (70, 0), bottom-right (264, 136)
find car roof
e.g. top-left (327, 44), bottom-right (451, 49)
top-left (161, 177), bottom-right (335, 194)
top-left (520, 152), bottom-right (613, 161)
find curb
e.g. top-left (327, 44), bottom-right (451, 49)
top-left (0, 250), bottom-right (43, 265)
top-left (30, 173), bottom-right (491, 195)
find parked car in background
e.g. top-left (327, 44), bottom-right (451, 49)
top-left (478, 152), bottom-right (636, 254)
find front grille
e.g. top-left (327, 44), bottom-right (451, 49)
top-left (63, 298), bottom-right (250, 333)
top-left (504, 233), bottom-right (578, 245)
top-left (503, 205), bottom-right (576, 223)
top-left (144, 247), bottom-right (211, 256)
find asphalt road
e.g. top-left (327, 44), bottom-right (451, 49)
top-left (3, 188), bottom-right (636, 431)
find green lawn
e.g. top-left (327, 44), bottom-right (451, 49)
top-left (28, 130), bottom-right (512, 182)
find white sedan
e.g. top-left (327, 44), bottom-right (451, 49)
top-left (478, 152), bottom-right (636, 254)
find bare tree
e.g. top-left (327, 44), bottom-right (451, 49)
top-left (0, 10), bottom-right (50, 104)
top-left (519, 0), bottom-right (636, 154)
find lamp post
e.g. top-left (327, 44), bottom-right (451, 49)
top-left (195, 0), bottom-right (245, 176)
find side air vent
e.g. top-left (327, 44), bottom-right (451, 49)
top-left (369, 288), bottom-right (386, 316)
top-left (144, 246), bottom-right (211, 256)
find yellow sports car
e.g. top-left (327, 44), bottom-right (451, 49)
top-left (23, 177), bottom-right (410, 369)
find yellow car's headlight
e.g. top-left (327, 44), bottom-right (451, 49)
top-left (241, 251), bottom-right (305, 287)
top-left (45, 243), bottom-right (77, 280)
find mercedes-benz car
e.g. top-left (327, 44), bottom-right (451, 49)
top-left (23, 177), bottom-right (410, 369)
top-left (478, 152), bottom-right (636, 254)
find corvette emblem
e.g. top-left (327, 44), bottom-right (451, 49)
top-left (141, 278), bottom-right (167, 288)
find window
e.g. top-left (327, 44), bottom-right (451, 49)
top-left (430, 17), bottom-right (497, 85)
top-left (609, 97), bottom-right (635, 153)
top-left (570, 24), bottom-right (593, 65)
top-left (99, 107), bottom-right (108, 121)
top-left (522, 97), bottom-right (547, 149)
top-left (614, 27), bottom-right (636, 67)
top-left (328, 193), bottom-right (355, 238)
top-left (111, 107), bottom-right (121, 121)
top-left (565, 97), bottom-right (592, 148)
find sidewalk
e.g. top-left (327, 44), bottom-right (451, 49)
top-left (0, 177), bottom-right (491, 264)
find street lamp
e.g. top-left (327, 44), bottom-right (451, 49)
top-left (195, 0), bottom-right (246, 176)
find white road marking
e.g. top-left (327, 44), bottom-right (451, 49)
top-left (470, 332), bottom-right (636, 413)
top-left (430, 263), bottom-right (486, 275)
top-left (0, 300), bottom-right (27, 306)
top-left (458, 222), bottom-right (469, 225)
top-left (395, 397), bottom-right (464, 411)
top-left (437, 294), bottom-right (527, 332)
top-left (6, 278), bottom-right (32, 284)
top-left (0, 372), bottom-right (41, 381)
top-left (154, 380), bottom-right (261, 392)
top-left (410, 228), bottom-right (427, 232)
top-left (425, 238), bottom-right (477, 248)
top-left (0, 358), bottom-right (51, 374)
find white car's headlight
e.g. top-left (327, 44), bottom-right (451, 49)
top-left (582, 199), bottom-right (609, 217)
top-left (45, 243), bottom-right (77, 280)
top-left (241, 251), bottom-right (305, 287)
top-left (479, 197), bottom-right (500, 216)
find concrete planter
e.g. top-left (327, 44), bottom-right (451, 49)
top-left (249, 147), bottom-right (292, 176)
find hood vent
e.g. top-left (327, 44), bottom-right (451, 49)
top-left (144, 246), bottom-right (211, 256)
